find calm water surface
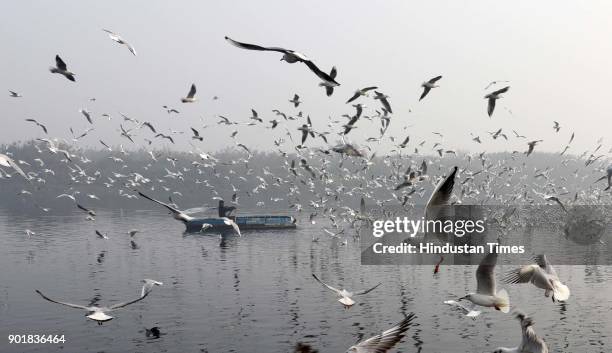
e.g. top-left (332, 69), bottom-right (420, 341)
top-left (0, 209), bottom-right (610, 353)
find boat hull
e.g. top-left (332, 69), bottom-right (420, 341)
top-left (185, 215), bottom-right (296, 233)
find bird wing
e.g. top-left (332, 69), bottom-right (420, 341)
top-left (224, 36), bottom-right (288, 53)
top-left (108, 290), bottom-right (150, 310)
top-left (0, 153), bottom-right (30, 181)
top-left (55, 55), bottom-right (67, 70)
top-left (352, 314), bottom-right (415, 353)
top-left (419, 87), bottom-right (431, 101)
top-left (429, 75), bottom-right (443, 83)
top-left (503, 264), bottom-right (538, 284)
top-left (534, 254), bottom-right (557, 277)
top-left (303, 60), bottom-right (339, 85)
top-left (126, 42), bottom-right (137, 56)
top-left (187, 84), bottom-right (196, 99)
top-left (312, 273), bottom-right (342, 295)
top-left (35, 290), bottom-right (89, 310)
top-left (329, 66), bottom-right (337, 79)
top-left (137, 191), bottom-right (183, 215)
top-left (346, 92), bottom-right (361, 104)
top-left (222, 217), bottom-right (241, 236)
top-left (494, 86), bottom-right (510, 95)
top-left (354, 282), bottom-right (382, 296)
top-left (476, 252), bottom-right (498, 295)
top-left (191, 127), bottom-right (200, 137)
top-left (425, 166), bottom-right (457, 211)
top-left (487, 98), bottom-right (496, 117)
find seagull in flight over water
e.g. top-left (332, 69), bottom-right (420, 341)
top-left (312, 273), bottom-right (381, 307)
top-left (35, 282), bottom-right (155, 325)
top-left (458, 251), bottom-right (510, 313)
top-left (103, 29), bottom-right (137, 56)
top-left (49, 55), bottom-right (75, 82)
top-left (0, 153), bottom-right (30, 181)
top-left (225, 36), bottom-right (339, 88)
top-left (493, 310), bottom-right (549, 353)
top-left (137, 191), bottom-right (194, 223)
top-left (485, 86), bottom-right (510, 117)
top-left (503, 254), bottom-right (570, 302)
top-left (419, 75), bottom-right (442, 101)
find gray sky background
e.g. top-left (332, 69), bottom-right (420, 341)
top-left (2, 1), bottom-right (611, 155)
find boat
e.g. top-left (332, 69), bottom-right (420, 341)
top-left (185, 215), bottom-right (297, 233)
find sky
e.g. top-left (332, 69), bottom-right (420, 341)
top-left (1, 0), bottom-right (612, 156)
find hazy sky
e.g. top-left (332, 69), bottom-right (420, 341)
top-left (2, 1), bottom-right (612, 156)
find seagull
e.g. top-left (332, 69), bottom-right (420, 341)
top-left (345, 314), bottom-right (415, 353)
top-left (49, 55), bottom-right (75, 81)
top-left (419, 75), bottom-right (442, 101)
top-left (492, 310), bottom-right (549, 353)
top-left (191, 127), bottom-right (203, 141)
top-left (225, 36), bottom-right (339, 87)
top-left (289, 94), bottom-right (301, 107)
top-left (222, 217), bottom-right (241, 236)
top-left (102, 29), bottom-right (137, 56)
top-left (525, 140), bottom-right (543, 156)
top-left (458, 251), bottom-right (510, 313)
top-left (0, 153), bottom-right (30, 181)
top-left (181, 84), bottom-right (197, 103)
top-left (312, 273), bottom-right (381, 307)
top-left (346, 86), bottom-right (378, 104)
top-left (425, 166), bottom-right (457, 221)
top-left (373, 91), bottom-right (392, 113)
top-left (552, 121), bottom-right (561, 132)
top-left (79, 109), bottom-right (93, 124)
top-left (503, 255), bottom-right (570, 302)
top-left (138, 191), bottom-right (194, 223)
top-left (485, 86), bottom-right (510, 117)
top-left (25, 118), bottom-right (48, 134)
top-left (9, 90), bottom-right (22, 97)
top-left (127, 229), bottom-right (139, 237)
top-left (443, 300), bottom-right (481, 318)
top-left (95, 230), bottom-right (109, 240)
top-left (141, 279), bottom-right (163, 297)
top-left (35, 284), bottom-right (152, 325)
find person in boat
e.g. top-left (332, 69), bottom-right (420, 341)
top-left (218, 200), bottom-right (236, 219)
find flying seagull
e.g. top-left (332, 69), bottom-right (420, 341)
top-left (458, 251), bottom-right (510, 313)
top-left (493, 310), bottom-right (549, 353)
top-left (312, 273), bottom-right (381, 307)
top-left (25, 118), bottom-right (48, 134)
top-left (485, 86), bottom-right (510, 117)
top-left (0, 153), bottom-right (30, 181)
top-left (225, 36), bottom-right (339, 87)
top-left (346, 86), bottom-right (378, 104)
top-left (137, 191), bottom-right (194, 223)
top-left (9, 90), bottom-right (22, 97)
top-left (419, 75), bottom-right (442, 101)
top-left (35, 283), bottom-right (153, 325)
top-left (373, 91), bottom-right (392, 113)
top-left (346, 314), bottom-right (415, 353)
top-left (503, 254), bottom-right (570, 302)
top-left (102, 29), bottom-right (137, 56)
top-left (141, 279), bottom-right (163, 297)
top-left (181, 84), bottom-right (197, 103)
top-left (49, 55), bottom-right (75, 81)
top-left (289, 94), bottom-right (301, 107)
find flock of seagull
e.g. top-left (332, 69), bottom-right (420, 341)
top-left (2, 29), bottom-right (612, 353)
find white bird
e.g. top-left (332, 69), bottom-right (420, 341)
top-left (493, 310), bottom-right (549, 353)
top-left (138, 191), bottom-right (194, 223)
top-left (312, 273), bottom-right (381, 307)
top-left (346, 314), bottom-right (415, 353)
top-left (419, 75), bottom-right (442, 101)
top-left (222, 217), bottom-right (241, 236)
top-left (225, 36), bottom-right (339, 87)
top-left (503, 255), bottom-right (570, 302)
top-left (181, 83), bottom-right (197, 103)
top-left (0, 153), bottom-right (30, 181)
top-left (102, 29), bottom-right (137, 56)
top-left (35, 285), bottom-right (152, 325)
top-left (346, 86), bottom-right (378, 104)
top-left (140, 279), bottom-right (163, 297)
top-left (95, 230), bottom-right (109, 240)
top-left (49, 55), bottom-right (75, 81)
top-left (459, 252), bottom-right (510, 313)
top-left (485, 86), bottom-right (510, 117)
